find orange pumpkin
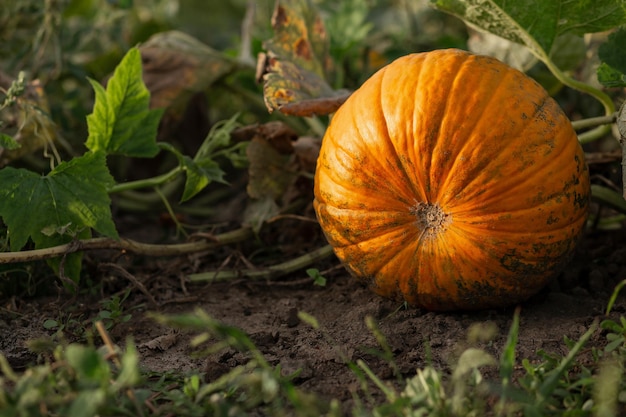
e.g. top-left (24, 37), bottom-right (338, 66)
top-left (313, 49), bottom-right (590, 311)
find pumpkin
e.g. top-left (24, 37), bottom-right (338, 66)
top-left (313, 49), bottom-right (590, 311)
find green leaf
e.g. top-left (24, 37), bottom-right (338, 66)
top-left (599, 28), bottom-right (626, 73)
top-left (597, 63), bottom-right (626, 88)
top-left (195, 113), bottom-right (240, 160)
top-left (558, 2), bottom-right (626, 36)
top-left (180, 155), bottom-right (225, 202)
top-left (598, 28), bottom-right (626, 87)
top-left (157, 143), bottom-right (226, 203)
top-left (0, 133), bottom-right (20, 150)
top-left (160, 115), bottom-right (243, 202)
top-left (85, 47), bottom-right (163, 157)
top-left (549, 33), bottom-right (586, 71)
top-left (306, 268), bottom-right (327, 286)
top-left (42, 319), bottom-right (59, 330)
top-left (67, 390), bottom-right (106, 417)
top-left (431, 0), bottom-right (626, 58)
top-left (179, 115), bottom-right (243, 202)
top-left (323, 0), bottom-right (373, 58)
top-left (0, 151), bottom-right (118, 252)
top-left (65, 344), bottom-right (110, 384)
top-left (111, 341), bottom-right (141, 390)
top-left (498, 309), bottom-right (520, 408)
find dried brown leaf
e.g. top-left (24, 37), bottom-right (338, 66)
top-left (246, 135), bottom-right (295, 201)
top-left (140, 31), bottom-right (236, 113)
top-left (264, 0), bottom-right (329, 77)
top-left (243, 121), bottom-right (318, 230)
top-left (140, 331), bottom-right (179, 351)
top-left (0, 76), bottom-right (57, 167)
top-left (293, 135), bottom-right (320, 173)
top-left (260, 0), bottom-right (351, 116)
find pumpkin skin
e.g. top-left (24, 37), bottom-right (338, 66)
top-left (313, 49), bottom-right (590, 311)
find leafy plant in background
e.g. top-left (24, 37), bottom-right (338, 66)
top-left (0, 1), bottom-right (625, 415)
top-left (0, 47), bottom-right (246, 284)
top-left (0, 329), bottom-right (141, 417)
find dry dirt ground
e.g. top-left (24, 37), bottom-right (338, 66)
top-left (1, 222), bottom-right (625, 408)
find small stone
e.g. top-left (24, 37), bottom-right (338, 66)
top-left (286, 307), bottom-right (300, 328)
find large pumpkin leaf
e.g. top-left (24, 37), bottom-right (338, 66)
top-left (261, 0), bottom-right (350, 116)
top-left (430, 0), bottom-right (626, 58)
top-left (0, 150), bottom-right (118, 252)
top-left (85, 48), bottom-right (163, 158)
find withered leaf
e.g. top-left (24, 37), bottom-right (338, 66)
top-left (292, 135), bottom-right (320, 173)
top-left (140, 331), bottom-right (179, 351)
top-left (140, 31), bottom-right (236, 114)
top-left (0, 75), bottom-right (57, 167)
top-left (243, 196), bottom-right (281, 233)
top-left (264, 0), bottom-right (329, 78)
top-left (246, 135), bottom-right (295, 201)
top-left (244, 121), bottom-right (318, 231)
top-left (256, 121), bottom-right (298, 154)
top-left (260, 0), bottom-right (351, 116)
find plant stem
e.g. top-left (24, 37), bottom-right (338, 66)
top-left (591, 184), bottom-right (626, 214)
top-left (578, 127), bottom-right (613, 144)
top-left (571, 114), bottom-right (616, 131)
top-left (108, 166), bottom-right (182, 194)
top-left (0, 227), bottom-right (253, 264)
top-left (116, 177), bottom-right (184, 204)
top-left (154, 185), bottom-right (187, 237)
top-left (187, 244), bottom-right (335, 282)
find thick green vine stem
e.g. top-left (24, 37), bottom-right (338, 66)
top-left (571, 114), bottom-right (617, 132)
top-left (0, 227), bottom-right (253, 264)
top-left (188, 244), bottom-right (335, 282)
top-left (108, 166), bottom-right (183, 194)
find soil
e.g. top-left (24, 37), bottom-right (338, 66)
top-left (1, 217), bottom-right (626, 410)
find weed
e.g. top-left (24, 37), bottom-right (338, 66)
top-left (95, 289), bottom-right (137, 331)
